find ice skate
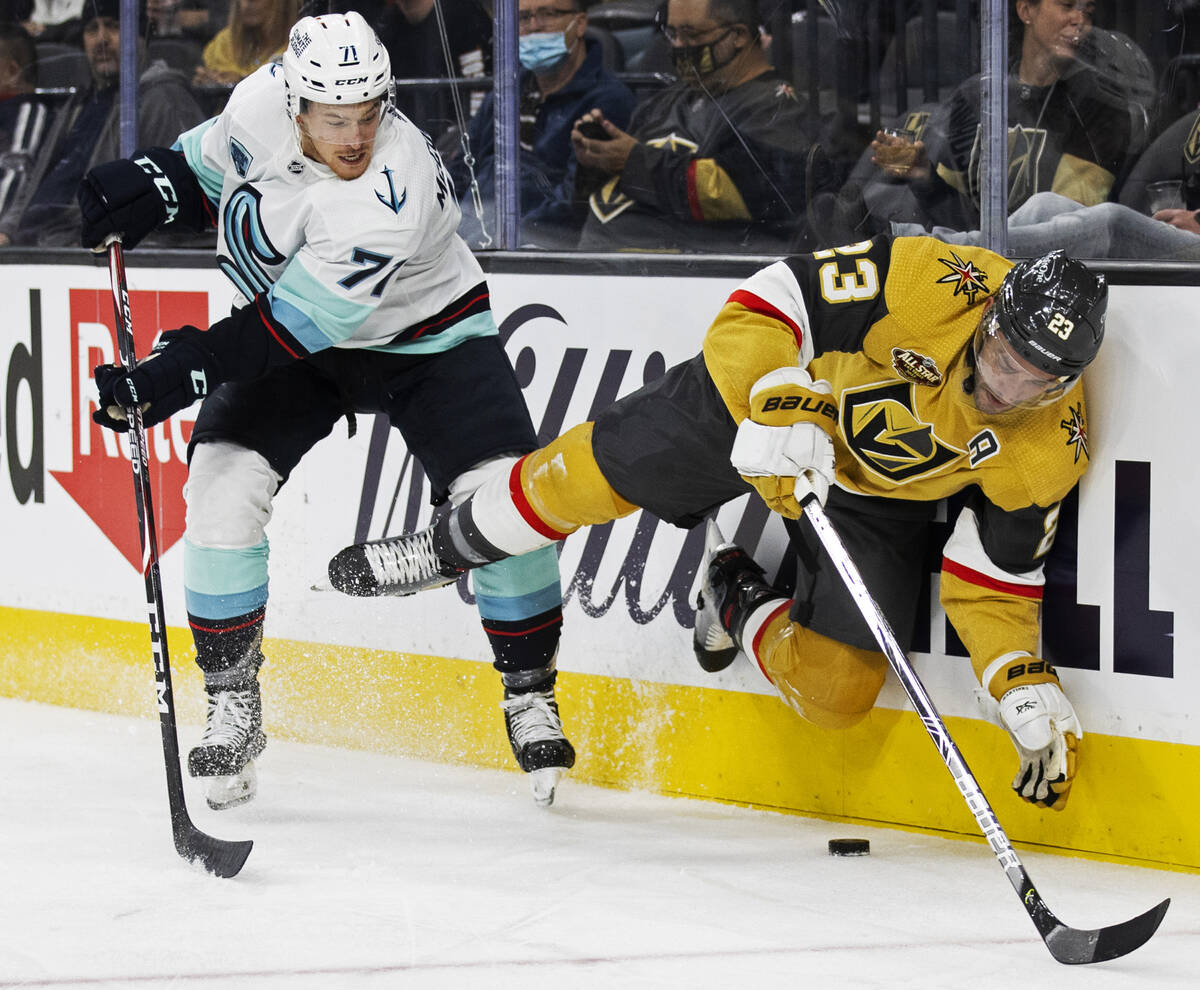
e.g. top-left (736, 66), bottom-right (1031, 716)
top-left (693, 519), bottom-right (772, 672)
top-left (501, 685), bottom-right (575, 808)
top-left (188, 682), bottom-right (266, 809)
top-left (202, 762), bottom-right (259, 811)
top-left (328, 527), bottom-right (463, 597)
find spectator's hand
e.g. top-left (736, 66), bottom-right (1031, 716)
top-left (571, 109), bottom-right (637, 175)
top-left (1154, 207), bottom-right (1200, 235)
top-left (21, 20), bottom-right (44, 37)
top-left (870, 129), bottom-right (930, 181)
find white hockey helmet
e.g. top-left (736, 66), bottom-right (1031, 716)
top-left (283, 11), bottom-right (393, 121)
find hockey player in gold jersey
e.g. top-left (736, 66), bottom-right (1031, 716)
top-left (328, 235), bottom-right (1107, 812)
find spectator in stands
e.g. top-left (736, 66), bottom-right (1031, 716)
top-left (1118, 108), bottom-right (1200, 220)
top-left (376, 0), bottom-right (491, 134)
top-left (0, 0), bottom-right (204, 246)
top-left (870, 0), bottom-right (1131, 232)
top-left (193, 0), bottom-right (296, 87)
top-left (22, 0), bottom-right (82, 42)
top-left (147, 0), bottom-right (226, 44)
top-left (0, 22), bottom-right (50, 218)
top-left (573, 0), bottom-right (835, 254)
top-left (453, 0), bottom-right (634, 249)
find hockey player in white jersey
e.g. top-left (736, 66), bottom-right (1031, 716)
top-left (80, 12), bottom-right (574, 809)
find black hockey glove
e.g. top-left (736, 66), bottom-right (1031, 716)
top-left (93, 327), bottom-right (214, 432)
top-left (78, 153), bottom-right (181, 250)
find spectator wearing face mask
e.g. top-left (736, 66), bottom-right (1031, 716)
top-left (451, 0), bottom-right (633, 249)
top-left (571, 0), bottom-right (835, 254)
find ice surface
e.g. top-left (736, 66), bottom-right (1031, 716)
top-left (2, 697), bottom-right (1196, 989)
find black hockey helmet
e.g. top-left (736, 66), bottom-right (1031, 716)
top-left (964, 250), bottom-right (1107, 413)
top-left (992, 249), bottom-right (1107, 379)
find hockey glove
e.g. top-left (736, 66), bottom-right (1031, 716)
top-left (78, 152), bottom-right (181, 250)
top-left (730, 366), bottom-right (837, 516)
top-left (977, 652), bottom-right (1081, 811)
top-left (93, 326), bottom-right (213, 431)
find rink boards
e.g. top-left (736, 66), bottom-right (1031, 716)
top-left (1, 255), bottom-right (1197, 871)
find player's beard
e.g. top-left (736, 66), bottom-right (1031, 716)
top-left (300, 132), bottom-right (376, 180)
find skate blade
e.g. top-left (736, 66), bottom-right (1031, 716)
top-left (204, 761), bottom-right (258, 811)
top-left (528, 767), bottom-right (563, 808)
top-left (310, 576), bottom-right (334, 592)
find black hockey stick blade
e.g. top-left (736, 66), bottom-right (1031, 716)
top-left (174, 819), bottom-right (253, 879)
top-left (1039, 894), bottom-right (1170, 965)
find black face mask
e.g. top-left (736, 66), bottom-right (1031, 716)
top-left (670, 28), bottom-right (736, 80)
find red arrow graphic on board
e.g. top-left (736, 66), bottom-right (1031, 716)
top-left (50, 287), bottom-right (208, 571)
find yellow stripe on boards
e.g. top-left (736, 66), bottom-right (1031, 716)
top-left (2, 605), bottom-right (1197, 872)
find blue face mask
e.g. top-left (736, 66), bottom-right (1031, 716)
top-left (518, 25), bottom-right (576, 73)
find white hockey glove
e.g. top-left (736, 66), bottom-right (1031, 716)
top-left (730, 367), bottom-right (837, 517)
top-left (977, 654), bottom-right (1081, 811)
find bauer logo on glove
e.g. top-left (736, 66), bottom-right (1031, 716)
top-left (759, 393), bottom-right (838, 423)
top-left (730, 365), bottom-right (838, 515)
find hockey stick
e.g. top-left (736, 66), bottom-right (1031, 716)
top-left (106, 237), bottom-right (252, 878)
top-left (801, 495), bottom-right (1168, 964)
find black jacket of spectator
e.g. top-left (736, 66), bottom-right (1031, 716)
top-left (911, 63), bottom-right (1132, 230)
top-left (578, 70), bottom-right (837, 254)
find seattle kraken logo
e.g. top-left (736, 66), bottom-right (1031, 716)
top-left (375, 166), bottom-right (407, 214)
top-left (217, 183), bottom-right (285, 299)
top-left (229, 138), bottom-right (252, 178)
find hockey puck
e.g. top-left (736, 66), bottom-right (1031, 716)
top-left (828, 838), bottom-right (870, 856)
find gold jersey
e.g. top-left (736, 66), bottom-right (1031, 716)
top-left (702, 235), bottom-right (1092, 676)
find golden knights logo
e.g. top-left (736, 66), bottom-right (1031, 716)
top-left (1186, 115), bottom-right (1200, 165)
top-left (936, 252), bottom-right (989, 304)
top-left (968, 124), bottom-right (1048, 208)
top-left (843, 381), bottom-right (963, 482)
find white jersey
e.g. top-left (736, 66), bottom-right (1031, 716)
top-left (177, 64), bottom-right (491, 356)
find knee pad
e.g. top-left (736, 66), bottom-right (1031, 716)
top-left (520, 422), bottom-right (636, 530)
top-left (185, 441), bottom-right (281, 549)
top-left (448, 455), bottom-right (519, 507)
top-left (755, 619), bottom-right (888, 730)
